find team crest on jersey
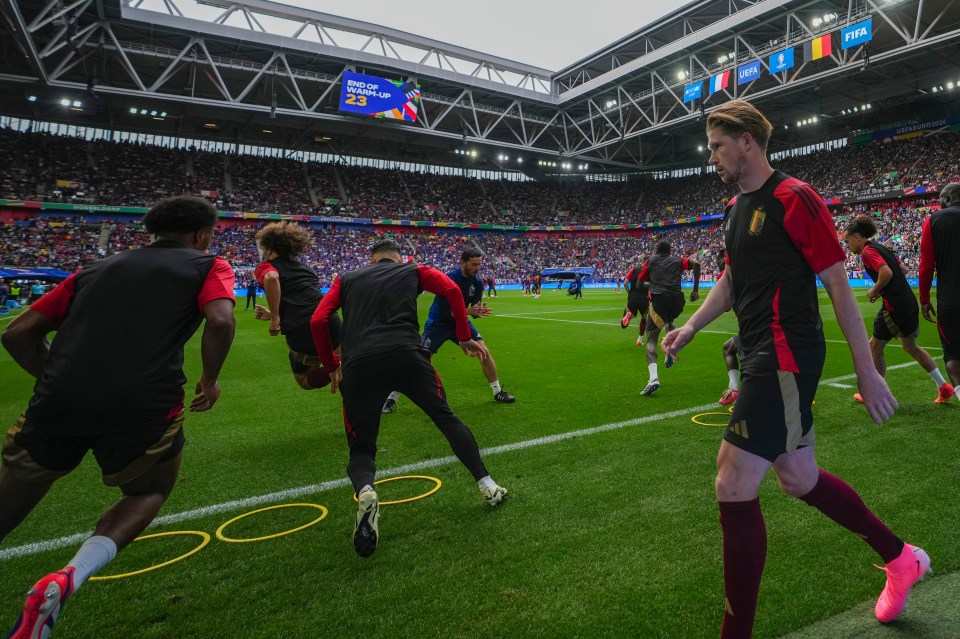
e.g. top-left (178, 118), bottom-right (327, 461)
top-left (468, 284), bottom-right (476, 297)
top-left (748, 207), bottom-right (766, 235)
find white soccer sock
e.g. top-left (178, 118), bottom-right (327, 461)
top-left (928, 368), bottom-right (946, 387)
top-left (648, 363), bottom-right (658, 382)
top-left (728, 369), bottom-right (739, 389)
top-left (386, 391), bottom-right (400, 401)
top-left (490, 380), bottom-right (502, 394)
top-left (477, 475), bottom-right (496, 490)
top-left (67, 536), bottom-right (117, 589)
top-left (358, 484), bottom-right (374, 496)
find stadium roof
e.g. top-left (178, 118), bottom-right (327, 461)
top-left (1, 0), bottom-right (958, 174)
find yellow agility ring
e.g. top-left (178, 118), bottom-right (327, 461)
top-left (215, 503), bottom-right (328, 543)
top-left (692, 412), bottom-right (732, 427)
top-left (351, 475), bottom-right (442, 506)
top-left (89, 531), bottom-right (210, 581)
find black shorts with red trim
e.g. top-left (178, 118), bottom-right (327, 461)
top-left (937, 304), bottom-right (960, 363)
top-left (872, 302), bottom-right (919, 342)
top-left (2, 412), bottom-right (185, 487)
top-left (626, 293), bottom-right (649, 316)
top-left (725, 369), bottom-right (817, 462)
top-left (649, 293), bottom-right (685, 328)
top-left (285, 317), bottom-right (341, 374)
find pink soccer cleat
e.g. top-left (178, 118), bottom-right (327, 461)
top-left (620, 311), bottom-right (633, 329)
top-left (874, 544), bottom-right (931, 623)
top-left (718, 388), bottom-right (739, 406)
top-left (853, 393), bottom-right (864, 403)
top-left (934, 383), bottom-right (955, 404)
top-left (7, 567), bottom-right (75, 639)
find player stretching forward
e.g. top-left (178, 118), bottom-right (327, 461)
top-left (2, 196), bottom-right (236, 639)
top-left (383, 248), bottom-right (515, 413)
top-left (842, 215), bottom-right (954, 404)
top-left (919, 182), bottom-right (960, 398)
top-left (253, 221), bottom-right (341, 390)
top-left (621, 256), bottom-right (649, 347)
top-left (715, 248), bottom-right (741, 406)
top-left (638, 242), bottom-right (700, 395)
top-left (663, 100), bottom-right (929, 639)
top-left (310, 240), bottom-right (508, 558)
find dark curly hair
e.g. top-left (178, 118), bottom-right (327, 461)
top-left (844, 215), bottom-right (878, 239)
top-left (143, 196), bottom-right (218, 234)
top-left (256, 222), bottom-right (313, 259)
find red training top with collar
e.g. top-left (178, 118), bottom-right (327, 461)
top-left (723, 171), bottom-right (845, 375)
top-left (311, 261), bottom-right (471, 372)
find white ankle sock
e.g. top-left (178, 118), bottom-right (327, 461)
top-left (67, 536), bottom-right (117, 589)
top-left (648, 363), bottom-right (658, 382)
top-left (477, 476), bottom-right (496, 490)
top-left (929, 369), bottom-right (946, 387)
top-left (358, 484), bottom-right (374, 496)
top-left (728, 369), bottom-right (739, 389)
top-left (386, 391), bottom-right (400, 401)
top-left (490, 381), bottom-right (502, 394)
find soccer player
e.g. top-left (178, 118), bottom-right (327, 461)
top-left (842, 215), bottom-right (954, 404)
top-left (310, 239), bottom-right (508, 558)
top-left (244, 278), bottom-right (258, 310)
top-left (662, 99), bottom-right (929, 639)
top-left (486, 276), bottom-right (497, 298)
top-left (253, 221), bottom-right (342, 390)
top-left (637, 241), bottom-right (701, 395)
top-left (621, 256), bottom-right (650, 347)
top-left (615, 276), bottom-right (623, 292)
top-left (715, 248), bottom-right (741, 406)
top-left (1, 196), bottom-right (236, 639)
top-left (421, 248), bottom-right (515, 403)
top-left (919, 182), bottom-right (960, 396)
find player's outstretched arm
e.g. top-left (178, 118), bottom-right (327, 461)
top-left (1, 308), bottom-right (57, 379)
top-left (662, 265), bottom-right (733, 360)
top-left (192, 298), bottom-right (236, 412)
top-left (260, 270), bottom-right (282, 335)
top-left (689, 259), bottom-right (702, 301)
top-left (819, 262), bottom-right (897, 425)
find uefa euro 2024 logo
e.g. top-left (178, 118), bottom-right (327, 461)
top-left (777, 53), bottom-right (785, 66)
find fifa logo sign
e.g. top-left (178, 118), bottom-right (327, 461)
top-left (844, 27), bottom-right (868, 44)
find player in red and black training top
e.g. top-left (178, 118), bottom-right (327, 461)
top-left (620, 255), bottom-right (650, 347)
top-left (662, 100), bottom-right (927, 639)
top-left (253, 221), bottom-right (342, 390)
top-left (843, 215), bottom-right (954, 404)
top-left (635, 242), bottom-right (700, 395)
top-left (310, 239), bottom-right (508, 559)
top-left (1, 196), bottom-right (236, 639)
top-left (485, 276), bottom-right (497, 298)
top-left (919, 182), bottom-right (960, 396)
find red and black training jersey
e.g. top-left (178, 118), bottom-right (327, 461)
top-left (637, 255), bottom-right (691, 298)
top-left (624, 267), bottom-right (649, 300)
top-left (723, 171), bottom-right (845, 374)
top-left (919, 204), bottom-right (960, 308)
top-left (310, 260), bottom-right (471, 372)
top-left (254, 257), bottom-right (323, 334)
top-left (860, 240), bottom-right (916, 313)
top-left (27, 241), bottom-right (235, 434)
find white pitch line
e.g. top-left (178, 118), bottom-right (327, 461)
top-left (0, 357), bottom-right (936, 562)
top-left (492, 307), bottom-right (618, 316)
top-left (0, 402), bottom-right (718, 561)
top-left (826, 383), bottom-right (854, 389)
top-left (497, 314), bottom-right (617, 326)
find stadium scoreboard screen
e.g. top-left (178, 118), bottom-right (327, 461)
top-left (338, 71), bottom-right (421, 123)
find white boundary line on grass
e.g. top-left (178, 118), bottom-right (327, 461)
top-left (0, 361), bottom-right (929, 562)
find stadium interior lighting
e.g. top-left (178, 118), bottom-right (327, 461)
top-left (517, 158), bottom-right (523, 163)
top-left (72, 100), bottom-right (81, 107)
top-left (203, 122), bottom-right (217, 128)
top-left (605, 99), bottom-right (617, 108)
top-left (698, 145), bottom-right (704, 151)
top-left (150, 111), bottom-right (157, 116)
top-left (160, 112), bottom-right (167, 117)
top-left (853, 106), bottom-right (859, 111)
top-left (262, 129), bottom-right (272, 133)
top-left (60, 98), bottom-right (70, 106)
top-left (948, 82), bottom-right (955, 90)
top-left (471, 150), bottom-right (477, 157)
top-left (796, 121), bottom-right (801, 127)
top-left (27, 95), bottom-right (37, 102)
top-left (152, 117), bottom-right (163, 121)
top-left (718, 54), bottom-right (728, 64)
top-left (812, 17), bottom-right (822, 27)
top-left (140, 109), bottom-right (147, 115)
top-left (129, 107), bottom-right (137, 114)
top-left (676, 70), bottom-right (688, 80)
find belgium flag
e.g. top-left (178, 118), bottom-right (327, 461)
top-left (804, 34), bottom-right (832, 62)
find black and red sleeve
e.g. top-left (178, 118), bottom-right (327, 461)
top-left (418, 265), bottom-right (471, 341)
top-left (198, 257), bottom-right (236, 309)
top-left (30, 273), bottom-right (78, 326)
top-left (310, 277), bottom-right (342, 370)
top-left (918, 216), bottom-right (935, 305)
top-left (775, 178), bottom-right (845, 273)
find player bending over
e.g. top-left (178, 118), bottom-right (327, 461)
top-left (621, 255), bottom-right (650, 347)
top-left (253, 221), bottom-right (342, 390)
top-left (663, 99), bottom-right (928, 639)
top-left (2, 196), bottom-right (236, 639)
top-left (637, 242), bottom-right (700, 395)
top-left (842, 215), bottom-right (954, 404)
top-left (310, 239), bottom-right (508, 558)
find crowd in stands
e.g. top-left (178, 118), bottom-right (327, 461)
top-left (2, 126), bottom-right (957, 226)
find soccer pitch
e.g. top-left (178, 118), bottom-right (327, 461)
top-left (1, 288), bottom-right (957, 638)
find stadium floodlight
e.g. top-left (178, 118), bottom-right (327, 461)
top-left (698, 145), bottom-right (704, 151)
top-left (150, 111), bottom-right (157, 116)
top-left (517, 158), bottom-right (523, 163)
top-left (140, 109), bottom-right (147, 115)
top-left (932, 87), bottom-right (938, 93)
top-left (27, 95), bottom-right (38, 102)
top-left (812, 17), bottom-right (822, 27)
top-left (262, 129), bottom-right (272, 133)
top-left (471, 150), bottom-right (477, 157)
top-left (605, 99), bottom-right (617, 108)
top-left (812, 116), bottom-right (818, 123)
top-left (72, 100), bottom-right (81, 107)
top-left (160, 112), bottom-right (167, 117)
top-left (718, 55), bottom-right (728, 64)
top-left (676, 70), bottom-right (688, 80)
top-left (948, 82), bottom-right (955, 90)
top-left (60, 98), bottom-right (70, 106)
top-left (129, 107), bottom-right (137, 114)
top-left (796, 121), bottom-right (801, 127)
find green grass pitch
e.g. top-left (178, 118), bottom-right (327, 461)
top-left (0, 287), bottom-right (957, 638)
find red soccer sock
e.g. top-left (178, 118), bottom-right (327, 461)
top-left (719, 498), bottom-right (766, 639)
top-left (799, 469), bottom-right (903, 563)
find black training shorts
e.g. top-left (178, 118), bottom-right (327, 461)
top-left (873, 304), bottom-right (920, 342)
top-left (937, 304), bottom-right (960, 363)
